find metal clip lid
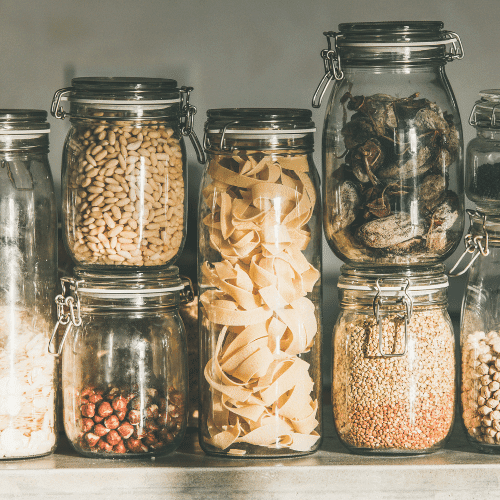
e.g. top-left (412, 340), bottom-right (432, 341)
top-left (179, 86), bottom-right (206, 164)
top-left (48, 277), bottom-right (83, 357)
top-left (449, 209), bottom-right (497, 277)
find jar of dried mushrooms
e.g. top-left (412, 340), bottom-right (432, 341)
top-left (0, 110), bottom-right (58, 459)
top-left (198, 109), bottom-right (322, 457)
top-left (53, 267), bottom-right (191, 458)
top-left (332, 265), bottom-right (455, 455)
top-left (51, 77), bottom-right (205, 270)
top-left (313, 22), bottom-right (465, 268)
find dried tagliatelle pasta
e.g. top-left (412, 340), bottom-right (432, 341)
top-left (198, 109), bottom-right (322, 457)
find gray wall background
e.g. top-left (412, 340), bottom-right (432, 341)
top-left (0, 0), bottom-right (492, 330)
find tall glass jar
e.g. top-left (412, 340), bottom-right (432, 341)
top-left (51, 77), bottom-right (205, 270)
top-left (333, 265), bottom-right (455, 455)
top-left (0, 110), bottom-right (58, 459)
top-left (54, 267), bottom-right (190, 458)
top-left (313, 22), bottom-right (465, 268)
top-left (466, 90), bottom-right (500, 213)
top-left (459, 211), bottom-right (500, 452)
top-left (198, 109), bottom-right (322, 457)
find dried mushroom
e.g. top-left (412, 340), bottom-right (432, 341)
top-left (328, 91), bottom-right (461, 260)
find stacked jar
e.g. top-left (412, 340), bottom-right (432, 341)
top-left (50, 77), bottom-right (204, 458)
top-left (313, 21), bottom-right (464, 454)
top-left (0, 110), bottom-right (58, 459)
top-left (198, 109), bottom-right (323, 457)
top-left (458, 90), bottom-right (500, 453)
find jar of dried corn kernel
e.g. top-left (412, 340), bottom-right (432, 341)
top-left (332, 264), bottom-right (455, 455)
top-left (51, 77), bottom-right (205, 270)
top-left (198, 109), bottom-right (322, 457)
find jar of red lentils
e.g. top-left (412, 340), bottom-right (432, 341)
top-left (51, 77), bottom-right (205, 270)
top-left (332, 264), bottom-right (455, 455)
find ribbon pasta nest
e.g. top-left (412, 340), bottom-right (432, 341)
top-left (200, 151), bottom-right (321, 453)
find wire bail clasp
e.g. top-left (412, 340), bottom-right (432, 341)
top-left (50, 87), bottom-right (73, 120)
top-left (48, 277), bottom-right (83, 356)
top-left (180, 86), bottom-right (206, 164)
top-left (312, 31), bottom-right (344, 109)
top-left (373, 278), bottom-right (412, 358)
top-left (449, 210), bottom-right (490, 277)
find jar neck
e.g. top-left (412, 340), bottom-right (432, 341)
top-left (205, 132), bottom-right (315, 154)
top-left (476, 128), bottom-right (500, 141)
top-left (68, 101), bottom-right (181, 121)
top-left (340, 47), bottom-right (448, 67)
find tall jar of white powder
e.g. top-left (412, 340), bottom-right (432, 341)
top-left (332, 264), bottom-right (455, 455)
top-left (0, 110), bottom-right (58, 458)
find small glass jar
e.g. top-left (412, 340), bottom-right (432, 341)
top-left (466, 90), bottom-right (500, 213)
top-left (459, 211), bottom-right (500, 452)
top-left (0, 110), bottom-right (58, 459)
top-left (51, 77), bottom-right (205, 270)
top-left (313, 22), bottom-right (465, 268)
top-left (53, 267), bottom-right (190, 458)
top-left (198, 109), bottom-right (322, 457)
top-left (333, 265), bottom-right (455, 455)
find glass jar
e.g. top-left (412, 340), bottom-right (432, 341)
top-left (466, 90), bottom-right (500, 213)
top-left (313, 22), bottom-right (465, 268)
top-left (0, 110), bottom-right (58, 459)
top-left (459, 211), bottom-right (500, 452)
top-left (51, 77), bottom-right (205, 270)
top-left (53, 267), bottom-right (190, 458)
top-left (198, 109), bottom-right (322, 457)
top-left (333, 265), bottom-right (455, 455)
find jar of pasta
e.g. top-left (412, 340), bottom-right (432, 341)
top-left (52, 267), bottom-right (191, 458)
top-left (198, 109), bottom-right (322, 457)
top-left (0, 110), bottom-right (58, 459)
top-left (51, 77), bottom-right (205, 270)
top-left (332, 265), bottom-right (455, 455)
top-left (313, 22), bottom-right (465, 268)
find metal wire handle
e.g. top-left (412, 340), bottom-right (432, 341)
top-left (373, 278), bottom-right (412, 358)
top-left (449, 210), bottom-right (491, 277)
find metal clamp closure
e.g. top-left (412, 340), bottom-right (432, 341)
top-left (50, 87), bottom-right (73, 120)
top-left (445, 31), bottom-right (465, 61)
top-left (180, 87), bottom-right (206, 164)
top-left (312, 31), bottom-right (344, 109)
top-left (48, 277), bottom-right (83, 356)
top-left (449, 210), bottom-right (492, 277)
top-left (180, 275), bottom-right (195, 304)
top-left (469, 102), bottom-right (500, 127)
top-left (372, 278), bottom-right (412, 358)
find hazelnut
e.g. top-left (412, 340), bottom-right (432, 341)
top-left (113, 441), bottom-right (127, 454)
top-left (94, 424), bottom-right (110, 437)
top-left (104, 414), bottom-right (120, 430)
top-left (150, 440), bottom-right (165, 450)
top-left (105, 387), bottom-right (121, 400)
top-left (129, 397), bottom-right (142, 411)
top-left (145, 419), bottom-right (160, 432)
top-left (115, 410), bottom-right (127, 421)
top-left (89, 393), bottom-right (103, 404)
top-left (93, 415), bottom-right (104, 424)
top-left (117, 422), bottom-right (134, 439)
top-left (81, 403), bottom-right (96, 418)
top-left (97, 439), bottom-right (113, 452)
top-left (81, 387), bottom-right (94, 398)
top-left (133, 426), bottom-right (147, 439)
top-left (85, 432), bottom-right (100, 447)
top-left (143, 432), bottom-right (157, 446)
top-left (106, 430), bottom-right (122, 446)
top-left (146, 404), bottom-right (159, 420)
top-left (147, 388), bottom-right (159, 399)
top-left (82, 418), bottom-right (94, 433)
top-left (128, 410), bottom-right (141, 424)
top-left (112, 396), bottom-right (127, 413)
top-left (97, 401), bottom-right (114, 418)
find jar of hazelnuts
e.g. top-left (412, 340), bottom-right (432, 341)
top-left (51, 77), bottom-right (205, 270)
top-left (51, 266), bottom-right (192, 458)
